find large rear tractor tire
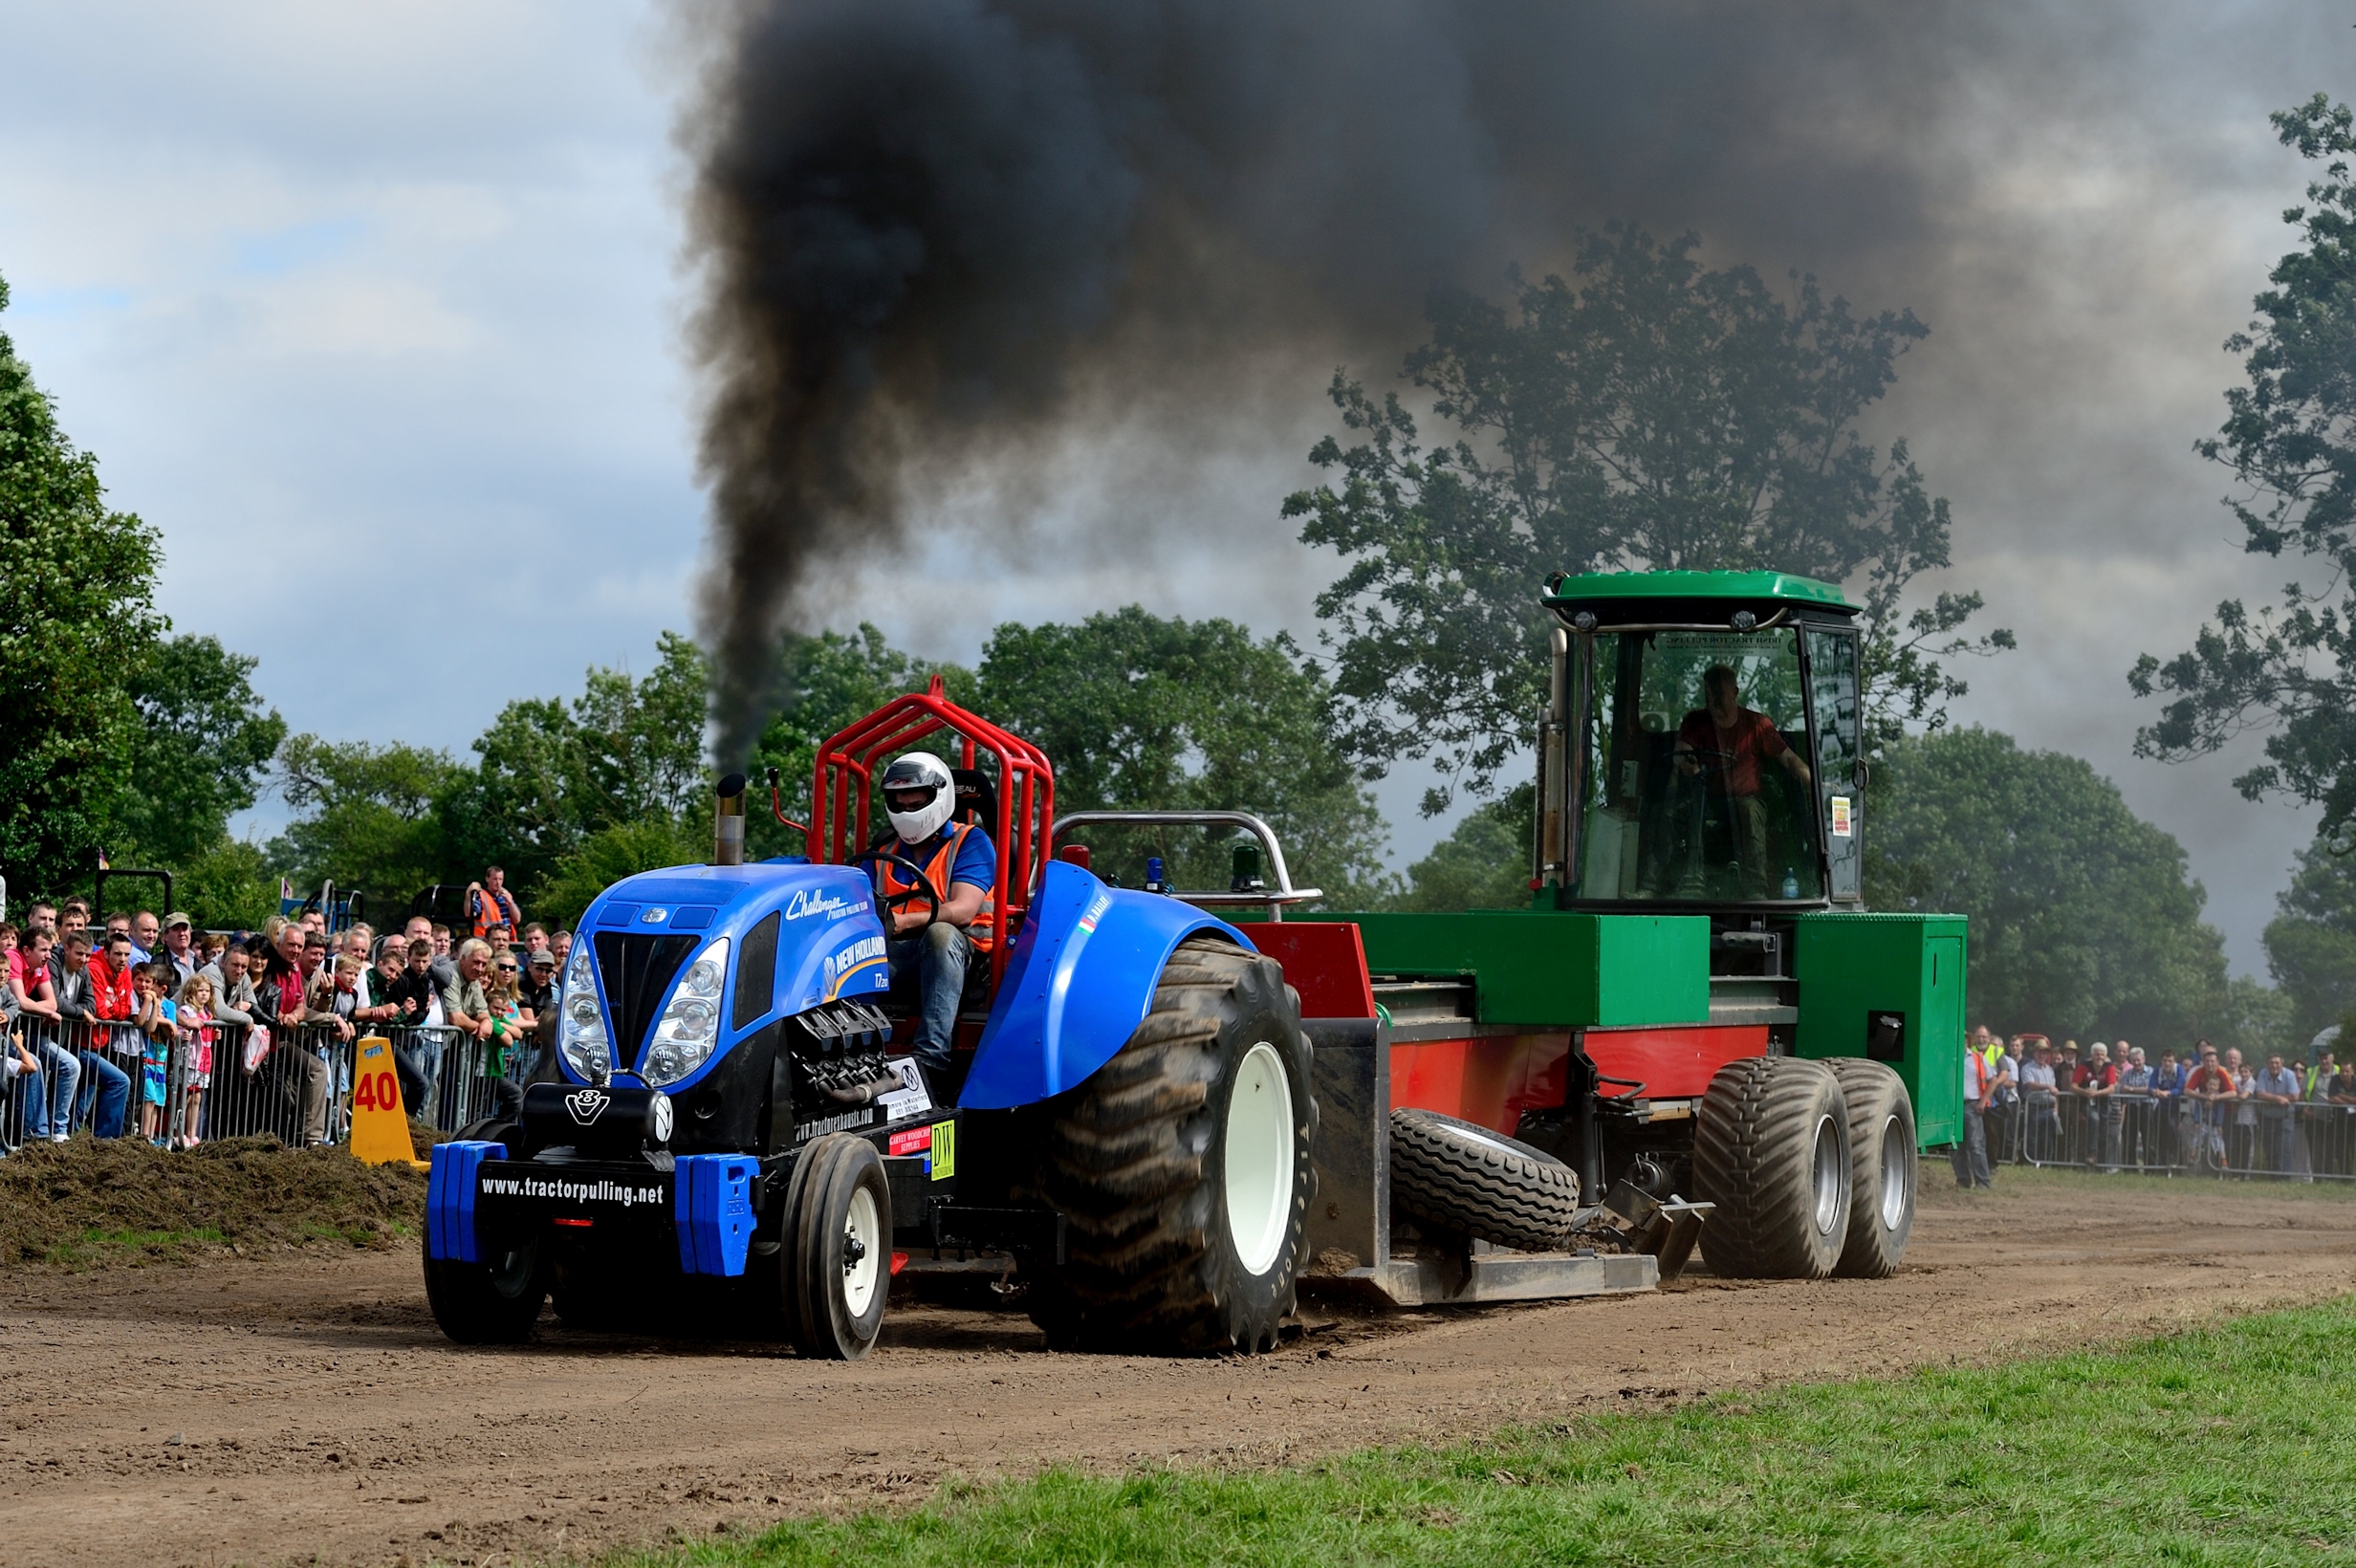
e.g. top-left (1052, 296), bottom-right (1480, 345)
top-left (783, 1133), bottom-right (892, 1361)
top-left (1823, 1057), bottom-right (1917, 1278)
top-left (1389, 1109), bottom-right (1580, 1251)
top-left (424, 1229), bottom-right (546, 1344)
top-left (1033, 937), bottom-right (1315, 1355)
top-left (1693, 1056), bottom-right (1851, 1280)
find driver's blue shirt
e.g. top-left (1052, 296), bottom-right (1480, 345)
top-left (892, 823), bottom-right (996, 894)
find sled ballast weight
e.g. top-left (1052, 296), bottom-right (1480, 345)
top-left (425, 572), bottom-right (1963, 1354)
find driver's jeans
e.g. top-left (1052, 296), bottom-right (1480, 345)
top-left (1725, 792), bottom-right (1770, 899)
top-left (888, 922), bottom-right (971, 1076)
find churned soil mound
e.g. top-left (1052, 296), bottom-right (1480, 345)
top-left (0, 1136), bottom-right (425, 1268)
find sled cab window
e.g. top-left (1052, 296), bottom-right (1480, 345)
top-left (1575, 627), bottom-right (1823, 903)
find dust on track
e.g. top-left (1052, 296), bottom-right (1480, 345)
top-left (3, 1168), bottom-right (2350, 1567)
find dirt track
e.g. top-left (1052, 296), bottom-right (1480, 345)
top-left (3, 1169), bottom-right (2351, 1568)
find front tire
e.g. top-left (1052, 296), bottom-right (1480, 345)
top-left (1033, 937), bottom-right (1315, 1355)
top-left (784, 1134), bottom-right (891, 1361)
top-left (1824, 1057), bottom-right (1916, 1277)
top-left (1693, 1056), bottom-right (1851, 1280)
top-left (424, 1229), bottom-right (546, 1343)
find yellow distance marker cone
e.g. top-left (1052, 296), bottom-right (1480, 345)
top-left (348, 1034), bottom-right (428, 1168)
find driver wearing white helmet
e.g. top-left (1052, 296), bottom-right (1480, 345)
top-left (872, 752), bottom-right (995, 1101)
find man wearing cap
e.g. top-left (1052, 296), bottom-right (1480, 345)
top-left (870, 752), bottom-right (995, 1103)
top-left (158, 913), bottom-right (200, 991)
top-left (2019, 1039), bottom-right (2061, 1163)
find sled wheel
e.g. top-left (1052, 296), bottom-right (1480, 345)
top-left (1693, 1056), bottom-right (1851, 1280)
top-left (1033, 936), bottom-right (1316, 1355)
top-left (424, 1228), bottom-right (545, 1344)
top-left (1824, 1057), bottom-right (1916, 1278)
top-left (786, 1134), bottom-right (891, 1361)
top-left (1389, 1108), bottom-right (1580, 1251)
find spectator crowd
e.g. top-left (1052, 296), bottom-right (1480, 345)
top-left (1951, 1023), bottom-right (2356, 1187)
top-left (0, 870), bottom-right (568, 1154)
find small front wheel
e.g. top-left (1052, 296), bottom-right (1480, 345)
top-left (784, 1134), bottom-right (892, 1361)
top-left (424, 1230), bottom-right (546, 1344)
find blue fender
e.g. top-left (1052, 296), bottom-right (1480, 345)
top-left (960, 859), bottom-right (1254, 1109)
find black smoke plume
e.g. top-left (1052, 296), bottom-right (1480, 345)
top-left (678, 0), bottom-right (2192, 764)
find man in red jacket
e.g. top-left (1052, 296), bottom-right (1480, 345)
top-left (88, 929), bottom-right (137, 1023)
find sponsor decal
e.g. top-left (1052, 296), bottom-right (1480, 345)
top-left (888, 1125), bottom-right (933, 1157)
top-left (785, 887), bottom-right (860, 922)
top-left (795, 1107), bottom-right (879, 1141)
top-left (930, 1118), bottom-right (956, 1180)
top-left (823, 933), bottom-right (889, 997)
top-left (1075, 891), bottom-right (1112, 934)
top-left (478, 1173), bottom-right (664, 1208)
top-left (1830, 795), bottom-right (1854, 838)
top-left (564, 1089), bottom-right (610, 1125)
top-left (878, 1056), bottom-right (932, 1120)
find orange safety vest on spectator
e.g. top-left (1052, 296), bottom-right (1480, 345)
top-left (469, 885), bottom-right (520, 941)
top-left (877, 824), bottom-right (995, 952)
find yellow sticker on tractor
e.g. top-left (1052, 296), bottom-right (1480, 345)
top-left (929, 1118), bottom-right (955, 1180)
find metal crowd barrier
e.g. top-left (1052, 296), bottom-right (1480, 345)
top-left (1993, 1087), bottom-right (2356, 1182)
top-left (2, 1015), bottom-right (530, 1153)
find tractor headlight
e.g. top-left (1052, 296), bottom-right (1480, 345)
top-left (557, 943), bottom-right (609, 1082)
top-left (644, 936), bottom-right (730, 1088)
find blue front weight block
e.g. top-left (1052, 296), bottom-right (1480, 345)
top-left (674, 1153), bottom-right (757, 1277)
top-left (425, 1141), bottom-right (506, 1264)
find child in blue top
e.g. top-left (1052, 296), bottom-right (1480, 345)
top-left (133, 963), bottom-right (179, 1143)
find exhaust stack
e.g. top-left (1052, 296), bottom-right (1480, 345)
top-left (713, 773), bottom-right (747, 866)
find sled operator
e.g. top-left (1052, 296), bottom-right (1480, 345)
top-left (871, 752), bottom-right (994, 1103)
top-left (1673, 664), bottom-right (1811, 898)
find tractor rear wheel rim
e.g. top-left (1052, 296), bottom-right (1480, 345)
top-left (1878, 1112), bottom-right (1909, 1231)
top-left (1224, 1041), bottom-right (1294, 1276)
top-left (1810, 1113), bottom-right (1844, 1237)
top-left (841, 1187), bottom-right (881, 1317)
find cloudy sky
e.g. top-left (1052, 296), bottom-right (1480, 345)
top-left (1, 1), bottom-right (2347, 973)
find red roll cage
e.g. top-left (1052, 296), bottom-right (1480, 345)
top-left (800, 675), bottom-right (1053, 991)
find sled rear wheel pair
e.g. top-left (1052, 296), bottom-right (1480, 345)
top-left (1694, 1056), bottom-right (1914, 1279)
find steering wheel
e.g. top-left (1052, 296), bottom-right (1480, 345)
top-left (1677, 745), bottom-right (1738, 779)
top-left (853, 850), bottom-right (942, 929)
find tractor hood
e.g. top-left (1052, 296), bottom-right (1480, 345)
top-left (561, 859), bottom-right (891, 1095)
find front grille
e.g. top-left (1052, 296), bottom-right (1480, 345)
top-left (594, 932), bottom-right (699, 1067)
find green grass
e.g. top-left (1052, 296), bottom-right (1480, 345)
top-left (621, 1296), bottom-right (2356, 1567)
top-left (42, 1225), bottom-right (229, 1268)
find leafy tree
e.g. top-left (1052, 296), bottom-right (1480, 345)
top-left (270, 736), bottom-right (469, 909)
top-left (747, 624), bottom-right (975, 860)
top-left (2133, 96), bottom-right (2356, 830)
top-left (975, 608), bottom-right (1392, 905)
top-left (1392, 784), bottom-right (1534, 912)
top-left (0, 271), bottom-right (164, 893)
top-left (1869, 727), bottom-right (2230, 1044)
top-left (534, 817), bottom-right (709, 933)
top-left (115, 634), bottom-right (285, 869)
top-left (2260, 829), bottom-right (2356, 1048)
top-left (1288, 226), bottom-right (2007, 814)
top-left (447, 632), bottom-right (716, 893)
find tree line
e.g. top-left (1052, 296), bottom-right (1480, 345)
top-left (1, 185), bottom-right (2318, 1052)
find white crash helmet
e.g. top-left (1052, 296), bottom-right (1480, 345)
top-left (881, 752), bottom-right (955, 843)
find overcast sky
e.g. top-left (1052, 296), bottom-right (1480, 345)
top-left (1, 1), bottom-right (2346, 976)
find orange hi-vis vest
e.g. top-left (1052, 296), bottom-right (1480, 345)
top-left (878, 823), bottom-right (995, 952)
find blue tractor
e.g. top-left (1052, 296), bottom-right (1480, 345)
top-left (423, 681), bottom-right (1318, 1358)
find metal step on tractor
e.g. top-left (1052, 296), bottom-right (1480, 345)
top-left (424, 570), bottom-right (1962, 1357)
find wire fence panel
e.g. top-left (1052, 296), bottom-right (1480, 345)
top-left (1993, 1087), bottom-right (2356, 1183)
top-left (3, 1015), bottom-right (519, 1152)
